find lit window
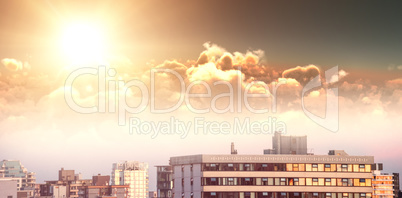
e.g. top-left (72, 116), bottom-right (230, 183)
top-left (326, 193), bottom-right (331, 197)
top-left (313, 193), bottom-right (319, 197)
top-left (325, 178), bottom-right (331, 182)
top-left (228, 164), bottom-right (233, 167)
top-left (341, 164), bottom-right (348, 168)
top-left (359, 165), bottom-right (365, 169)
top-left (263, 192), bottom-right (268, 196)
top-left (312, 164), bottom-right (318, 168)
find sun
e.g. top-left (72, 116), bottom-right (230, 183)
top-left (61, 22), bottom-right (108, 66)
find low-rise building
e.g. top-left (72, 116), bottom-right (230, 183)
top-left (0, 179), bottom-right (18, 198)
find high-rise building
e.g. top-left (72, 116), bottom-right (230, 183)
top-left (111, 161), bottom-right (149, 198)
top-left (0, 160), bottom-right (36, 190)
top-left (156, 165), bottom-right (173, 198)
top-left (170, 149), bottom-right (374, 198)
top-left (393, 173), bottom-right (400, 198)
top-left (372, 171), bottom-right (394, 198)
top-left (264, 132), bottom-right (308, 155)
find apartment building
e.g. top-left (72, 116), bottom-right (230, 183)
top-left (111, 161), bottom-right (149, 198)
top-left (170, 150), bottom-right (374, 198)
top-left (0, 160), bottom-right (36, 190)
top-left (81, 185), bottom-right (129, 198)
top-left (156, 165), bottom-right (173, 198)
top-left (372, 171), bottom-right (394, 198)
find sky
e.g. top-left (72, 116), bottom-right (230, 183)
top-left (0, 0), bottom-right (401, 191)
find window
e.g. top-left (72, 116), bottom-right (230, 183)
top-left (325, 164), bottom-right (331, 171)
top-left (312, 178), bottom-right (318, 186)
top-left (325, 178), bottom-right (331, 186)
top-left (342, 178), bottom-right (349, 186)
top-left (211, 192), bottom-right (216, 197)
top-left (313, 193), bottom-right (319, 197)
top-left (228, 178), bottom-right (234, 185)
top-left (263, 192), bottom-right (269, 196)
top-left (294, 178), bottom-right (299, 186)
top-left (281, 193), bottom-right (287, 197)
top-left (262, 178), bottom-right (268, 185)
top-left (312, 164), bottom-right (318, 171)
top-left (360, 179), bottom-right (365, 183)
top-left (293, 164), bottom-right (299, 171)
top-left (280, 178), bottom-right (287, 185)
top-left (262, 164), bottom-right (268, 167)
top-left (294, 193), bottom-right (300, 196)
top-left (359, 164), bottom-right (365, 168)
top-left (243, 178), bottom-right (253, 185)
top-left (326, 193), bottom-right (332, 197)
top-left (360, 194), bottom-right (366, 197)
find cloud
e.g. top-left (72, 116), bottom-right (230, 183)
top-left (282, 65), bottom-right (320, 86)
top-left (1, 58), bottom-right (24, 71)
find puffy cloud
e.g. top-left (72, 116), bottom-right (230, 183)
top-left (282, 65), bottom-right (320, 86)
top-left (1, 58), bottom-right (24, 71)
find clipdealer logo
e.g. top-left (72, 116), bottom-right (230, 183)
top-left (64, 65), bottom-right (339, 138)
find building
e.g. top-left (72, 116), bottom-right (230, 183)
top-left (156, 165), bottom-right (173, 198)
top-left (0, 160), bottom-right (36, 190)
top-left (82, 185), bottom-right (129, 198)
top-left (170, 149), bottom-right (374, 198)
top-left (393, 173), bottom-right (400, 198)
top-left (59, 168), bottom-right (76, 181)
top-left (149, 191), bottom-right (158, 198)
top-left (264, 132), bottom-right (308, 155)
top-left (92, 174), bottom-right (111, 186)
top-left (40, 168), bottom-right (92, 198)
top-left (0, 179), bottom-right (18, 198)
top-left (372, 171), bottom-right (394, 198)
top-left (111, 161), bottom-right (149, 198)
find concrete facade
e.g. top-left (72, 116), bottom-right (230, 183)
top-left (0, 179), bottom-right (17, 198)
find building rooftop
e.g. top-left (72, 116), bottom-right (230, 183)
top-left (170, 153), bottom-right (374, 165)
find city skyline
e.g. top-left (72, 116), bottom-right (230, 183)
top-left (0, 0), bottom-right (401, 194)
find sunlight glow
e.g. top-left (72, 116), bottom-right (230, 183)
top-left (61, 22), bottom-right (108, 66)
